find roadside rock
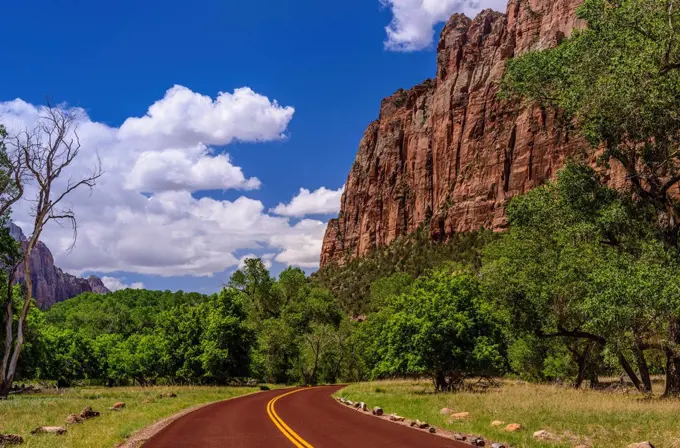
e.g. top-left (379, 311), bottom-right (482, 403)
top-left (372, 406), bottom-right (383, 416)
top-left (359, 402), bottom-right (368, 411)
top-left (65, 414), bottom-right (83, 425)
top-left (533, 430), bottom-right (559, 441)
top-left (490, 420), bottom-right (504, 427)
top-left (409, 420), bottom-right (429, 429)
top-left (505, 423), bottom-right (521, 432)
top-left (472, 438), bottom-right (486, 447)
top-left (31, 426), bottom-right (66, 435)
top-left (79, 406), bottom-right (100, 419)
top-left (453, 433), bottom-right (467, 441)
top-left (450, 412), bottom-right (470, 420)
top-left (627, 443), bottom-right (654, 448)
top-left (428, 427), bottom-right (436, 434)
top-left (491, 443), bottom-right (506, 448)
top-left (0, 434), bottom-right (24, 445)
top-left (110, 402), bottom-right (125, 410)
top-left (389, 414), bottom-right (405, 422)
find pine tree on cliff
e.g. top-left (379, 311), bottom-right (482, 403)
top-left (502, 0), bottom-right (680, 396)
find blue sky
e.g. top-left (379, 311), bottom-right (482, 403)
top-left (0, 0), bottom-right (504, 294)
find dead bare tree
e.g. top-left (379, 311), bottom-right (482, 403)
top-left (0, 101), bottom-right (102, 398)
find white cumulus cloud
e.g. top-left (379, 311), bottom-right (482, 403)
top-left (2, 86), bottom-right (328, 276)
top-left (381, 0), bottom-right (507, 51)
top-left (271, 185), bottom-right (344, 217)
top-left (101, 276), bottom-right (145, 291)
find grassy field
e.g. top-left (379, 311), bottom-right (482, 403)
top-left (0, 385), bottom-right (261, 447)
top-left (337, 379), bottom-right (680, 448)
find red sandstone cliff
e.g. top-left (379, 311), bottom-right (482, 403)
top-left (320, 0), bottom-right (589, 267)
top-left (9, 223), bottom-right (110, 308)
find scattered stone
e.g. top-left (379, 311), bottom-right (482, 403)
top-left (490, 420), bottom-right (504, 427)
top-left (428, 427), bottom-right (436, 434)
top-left (79, 406), bottom-right (100, 419)
top-left (65, 414), bottom-right (83, 425)
top-left (389, 414), bottom-right (405, 422)
top-left (505, 423), bottom-right (521, 432)
top-left (345, 400), bottom-right (354, 406)
top-left (450, 412), bottom-right (470, 420)
top-left (472, 438), bottom-right (486, 447)
top-left (31, 426), bottom-right (67, 435)
top-left (110, 402), bottom-right (125, 410)
top-left (0, 434), bottom-right (24, 445)
top-left (440, 407), bottom-right (452, 415)
top-left (372, 406), bottom-right (383, 416)
top-left (410, 420), bottom-right (428, 429)
top-left (359, 402), bottom-right (368, 411)
top-left (491, 443), bottom-right (506, 448)
top-left (626, 443), bottom-right (654, 448)
top-left (453, 433), bottom-right (467, 442)
top-left (533, 430), bottom-right (558, 441)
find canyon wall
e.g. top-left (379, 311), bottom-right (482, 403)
top-left (9, 223), bottom-right (110, 308)
top-left (321, 0), bottom-right (591, 267)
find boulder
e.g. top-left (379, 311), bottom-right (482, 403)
top-left (505, 423), bottom-right (521, 432)
top-left (490, 420), bottom-right (504, 427)
top-left (372, 406), bottom-right (383, 416)
top-left (31, 426), bottom-right (67, 435)
top-left (450, 412), bottom-right (470, 420)
top-left (533, 430), bottom-right (558, 441)
top-left (65, 414), bottom-right (83, 425)
top-left (79, 406), bottom-right (100, 419)
top-left (627, 443), bottom-right (655, 448)
top-left (0, 434), bottom-right (24, 445)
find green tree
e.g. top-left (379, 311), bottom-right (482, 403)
top-left (363, 267), bottom-right (505, 392)
top-left (483, 164), bottom-right (678, 392)
top-left (502, 0), bottom-right (680, 396)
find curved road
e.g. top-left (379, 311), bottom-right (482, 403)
top-left (144, 386), bottom-right (468, 447)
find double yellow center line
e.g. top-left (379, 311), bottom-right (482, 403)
top-left (266, 389), bottom-right (315, 448)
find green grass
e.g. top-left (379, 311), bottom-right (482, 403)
top-left (337, 379), bottom-right (680, 448)
top-left (0, 385), bottom-right (260, 447)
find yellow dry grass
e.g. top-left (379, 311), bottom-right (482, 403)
top-left (337, 379), bottom-right (680, 448)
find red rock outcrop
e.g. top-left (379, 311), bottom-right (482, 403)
top-left (9, 223), bottom-right (110, 308)
top-left (321, 0), bottom-right (590, 267)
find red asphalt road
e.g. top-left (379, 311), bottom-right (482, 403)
top-left (144, 385), bottom-right (469, 447)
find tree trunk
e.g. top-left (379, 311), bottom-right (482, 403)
top-left (572, 342), bottom-right (594, 389)
top-left (664, 320), bottom-right (680, 397)
top-left (617, 350), bottom-right (646, 393)
top-left (0, 273), bottom-right (16, 399)
top-left (633, 343), bottom-right (652, 393)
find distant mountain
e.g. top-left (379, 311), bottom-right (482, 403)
top-left (9, 222), bottom-right (110, 308)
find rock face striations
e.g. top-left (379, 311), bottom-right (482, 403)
top-left (9, 223), bottom-right (110, 308)
top-left (321, 0), bottom-right (588, 267)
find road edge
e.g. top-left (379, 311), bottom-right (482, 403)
top-left (332, 391), bottom-right (500, 447)
top-left (117, 389), bottom-right (267, 448)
